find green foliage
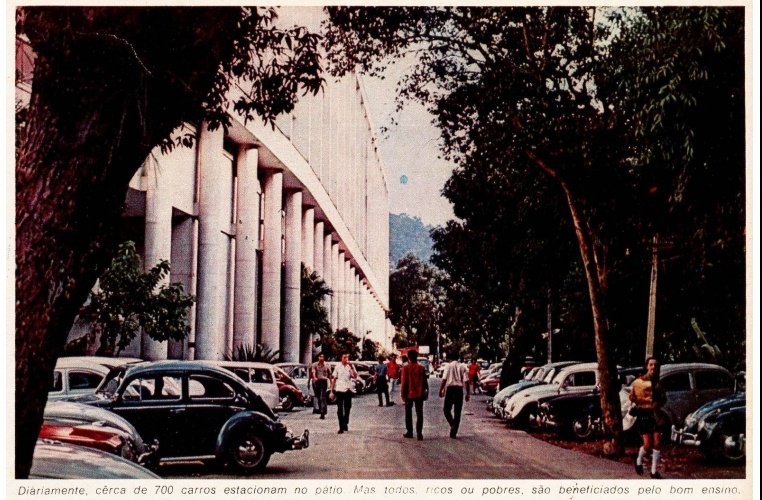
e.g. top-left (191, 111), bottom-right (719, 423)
top-left (300, 264), bottom-right (333, 359)
top-left (79, 241), bottom-right (195, 356)
top-left (362, 337), bottom-right (384, 361)
top-left (389, 213), bottom-right (435, 265)
top-left (225, 343), bottom-right (280, 363)
top-left (321, 328), bottom-right (361, 361)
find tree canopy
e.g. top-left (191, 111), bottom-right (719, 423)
top-left (325, 6), bottom-right (745, 454)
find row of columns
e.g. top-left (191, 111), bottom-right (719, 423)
top-left (139, 125), bottom-right (383, 363)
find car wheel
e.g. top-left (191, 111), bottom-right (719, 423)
top-left (226, 432), bottom-right (271, 474)
top-left (280, 394), bottom-right (295, 412)
top-left (526, 409), bottom-right (543, 432)
top-left (571, 416), bottom-right (594, 440)
top-left (716, 430), bottom-right (745, 463)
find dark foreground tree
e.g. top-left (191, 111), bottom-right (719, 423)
top-left (15, 7), bottom-right (323, 477)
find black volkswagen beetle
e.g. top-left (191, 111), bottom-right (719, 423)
top-left (671, 392), bottom-right (746, 463)
top-left (70, 360), bottom-right (308, 473)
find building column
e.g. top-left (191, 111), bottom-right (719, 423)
top-left (313, 221), bottom-right (324, 278)
top-left (261, 170), bottom-right (283, 353)
top-left (168, 217), bottom-right (196, 360)
top-left (343, 258), bottom-right (352, 332)
top-left (324, 234), bottom-right (334, 327)
top-left (142, 157), bottom-right (172, 360)
top-left (195, 124), bottom-right (230, 360)
top-left (301, 207), bottom-right (315, 271)
top-left (283, 190), bottom-right (302, 363)
top-left (330, 242), bottom-right (339, 329)
top-left (233, 146), bottom-right (260, 353)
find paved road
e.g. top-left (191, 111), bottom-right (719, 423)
top-left (161, 383), bottom-right (636, 479)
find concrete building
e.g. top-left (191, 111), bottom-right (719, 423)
top-left (16, 24), bottom-right (394, 363)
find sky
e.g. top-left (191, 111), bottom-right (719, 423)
top-left (363, 69), bottom-right (457, 228)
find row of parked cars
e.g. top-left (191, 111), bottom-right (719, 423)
top-left (485, 360), bottom-right (745, 463)
top-left (35, 356), bottom-right (313, 478)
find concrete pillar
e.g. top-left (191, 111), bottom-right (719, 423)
top-left (283, 190), bottom-right (302, 363)
top-left (233, 146), bottom-right (260, 352)
top-left (262, 170), bottom-right (283, 353)
top-left (168, 217), bottom-right (196, 360)
top-left (195, 124), bottom-right (230, 360)
top-left (142, 157), bottom-right (172, 360)
top-left (313, 221), bottom-right (324, 278)
top-left (301, 207), bottom-right (315, 271)
top-left (343, 258), bottom-right (352, 332)
top-left (331, 244), bottom-right (340, 329)
top-left (324, 234), bottom-right (334, 327)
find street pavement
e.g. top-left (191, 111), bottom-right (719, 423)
top-left (161, 380), bottom-right (636, 479)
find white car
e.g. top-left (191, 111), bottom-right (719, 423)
top-left (50, 356), bottom-right (142, 401)
top-left (503, 362), bottom-right (602, 430)
top-left (213, 361), bottom-right (280, 410)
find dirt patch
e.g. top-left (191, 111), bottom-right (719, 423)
top-left (531, 431), bottom-right (745, 479)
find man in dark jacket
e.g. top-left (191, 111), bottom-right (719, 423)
top-left (400, 350), bottom-right (429, 440)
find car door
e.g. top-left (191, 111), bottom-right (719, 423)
top-left (660, 370), bottom-right (693, 424)
top-left (692, 369), bottom-right (735, 410)
top-left (183, 372), bottom-right (247, 457)
top-left (110, 373), bottom-right (185, 458)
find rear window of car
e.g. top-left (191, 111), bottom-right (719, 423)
top-left (694, 370), bottom-right (733, 390)
top-left (661, 372), bottom-right (691, 391)
top-left (568, 371), bottom-right (596, 387)
top-left (189, 374), bottom-right (235, 400)
top-left (51, 371), bottom-right (63, 392)
top-left (68, 371), bottom-right (103, 391)
top-left (123, 376), bottom-right (182, 401)
top-left (250, 368), bottom-right (274, 384)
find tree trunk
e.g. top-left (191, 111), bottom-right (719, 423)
top-left (528, 151), bottom-right (623, 455)
top-left (15, 10), bottom-right (237, 477)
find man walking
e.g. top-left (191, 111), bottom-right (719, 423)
top-left (330, 352), bottom-right (358, 434)
top-left (310, 353), bottom-right (331, 419)
top-left (374, 354), bottom-right (393, 406)
top-left (387, 353), bottom-right (400, 395)
top-left (400, 350), bottom-right (428, 440)
top-left (439, 352), bottom-right (470, 438)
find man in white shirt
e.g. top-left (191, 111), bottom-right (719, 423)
top-left (438, 352), bottom-right (470, 438)
top-left (330, 352), bottom-right (358, 434)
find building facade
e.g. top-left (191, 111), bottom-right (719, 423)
top-left (16, 27), bottom-right (393, 363)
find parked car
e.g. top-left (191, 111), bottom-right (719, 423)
top-left (325, 361), bottom-right (365, 396)
top-left (273, 365), bottom-right (309, 411)
top-left (49, 356), bottom-right (142, 401)
top-left (490, 361), bottom-right (579, 417)
top-left (72, 360), bottom-right (309, 473)
top-left (620, 363), bottom-right (736, 434)
top-left (537, 366), bottom-right (640, 440)
top-left (39, 420), bottom-right (130, 458)
top-left (479, 371), bottom-right (502, 395)
top-left (30, 440), bottom-right (160, 479)
top-left (671, 391), bottom-right (746, 463)
top-left (214, 361), bottom-right (281, 410)
top-left (503, 362), bottom-right (603, 430)
top-left (275, 363), bottom-right (313, 405)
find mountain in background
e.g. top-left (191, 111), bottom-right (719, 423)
top-left (389, 213), bottom-right (435, 266)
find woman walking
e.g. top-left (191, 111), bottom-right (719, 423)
top-left (630, 357), bottom-right (667, 479)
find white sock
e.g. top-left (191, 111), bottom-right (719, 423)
top-left (637, 446), bottom-right (647, 466)
top-left (651, 449), bottom-right (661, 474)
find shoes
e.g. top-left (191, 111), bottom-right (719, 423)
top-left (387, 402), bottom-right (395, 406)
top-left (378, 404), bottom-right (384, 407)
top-left (403, 433), bottom-right (413, 439)
top-left (650, 472), bottom-right (662, 479)
top-left (312, 409), bottom-right (320, 414)
top-left (319, 414), bottom-right (325, 420)
top-left (417, 434), bottom-right (423, 441)
top-left (633, 457), bottom-right (643, 476)
top-left (338, 429), bottom-right (344, 434)
top-left (449, 424), bottom-right (457, 439)
top-left (449, 432), bottom-right (457, 439)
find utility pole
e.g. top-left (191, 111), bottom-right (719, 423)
top-left (645, 235), bottom-right (658, 358)
top-left (547, 303), bottom-right (552, 364)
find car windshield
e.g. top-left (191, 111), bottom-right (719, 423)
top-left (96, 367), bottom-right (127, 397)
top-left (551, 370), bottom-right (567, 385)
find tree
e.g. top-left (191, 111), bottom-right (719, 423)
top-left (15, 7), bottom-right (323, 477)
top-left (301, 264), bottom-right (333, 361)
top-left (325, 6), bottom-right (745, 455)
top-left (321, 328), bottom-right (362, 361)
top-left (389, 254), bottom-right (446, 349)
top-left (77, 241), bottom-right (195, 356)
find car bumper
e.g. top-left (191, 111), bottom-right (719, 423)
top-left (671, 425), bottom-right (701, 447)
top-left (285, 429), bottom-right (309, 451)
top-left (137, 439), bottom-right (160, 468)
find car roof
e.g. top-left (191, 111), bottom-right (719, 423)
top-left (211, 360), bottom-right (276, 370)
top-left (123, 360), bottom-right (239, 378)
top-left (658, 363), bottom-right (731, 375)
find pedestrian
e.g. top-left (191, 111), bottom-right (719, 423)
top-left (630, 357), bottom-right (667, 479)
top-left (468, 359), bottom-right (481, 394)
top-left (387, 353), bottom-right (400, 394)
top-left (400, 349), bottom-right (428, 440)
top-left (310, 353), bottom-right (332, 419)
top-left (330, 352), bottom-right (358, 434)
top-left (374, 354), bottom-right (393, 406)
top-left (439, 351), bottom-right (470, 438)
